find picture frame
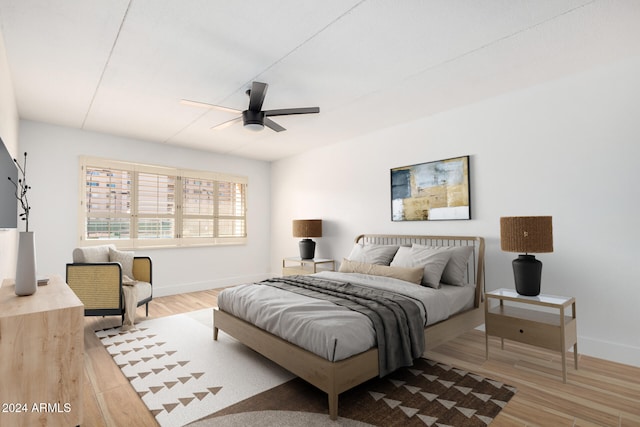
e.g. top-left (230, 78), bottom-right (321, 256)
top-left (391, 155), bottom-right (471, 221)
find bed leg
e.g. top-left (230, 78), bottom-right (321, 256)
top-left (213, 326), bottom-right (219, 341)
top-left (328, 393), bottom-right (338, 420)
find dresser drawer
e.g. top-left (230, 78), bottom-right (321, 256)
top-left (486, 306), bottom-right (575, 352)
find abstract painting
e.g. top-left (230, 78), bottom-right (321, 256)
top-left (391, 155), bottom-right (470, 221)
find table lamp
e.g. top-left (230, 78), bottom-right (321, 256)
top-left (500, 216), bottom-right (553, 296)
top-left (292, 219), bottom-right (322, 259)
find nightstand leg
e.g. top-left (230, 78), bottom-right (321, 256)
top-left (485, 332), bottom-right (489, 359)
top-left (500, 337), bottom-right (504, 350)
top-left (572, 302), bottom-right (578, 370)
top-left (561, 351), bottom-right (567, 383)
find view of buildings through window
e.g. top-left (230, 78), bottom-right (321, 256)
top-left (81, 158), bottom-right (246, 247)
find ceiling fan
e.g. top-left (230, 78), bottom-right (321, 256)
top-left (181, 81), bottom-right (320, 132)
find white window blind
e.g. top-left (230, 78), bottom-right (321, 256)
top-left (85, 166), bottom-right (131, 240)
top-left (137, 172), bottom-right (176, 240)
top-left (79, 157), bottom-right (247, 249)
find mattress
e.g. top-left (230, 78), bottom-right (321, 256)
top-left (217, 270), bottom-right (475, 362)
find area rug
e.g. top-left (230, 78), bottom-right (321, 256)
top-left (95, 309), bottom-right (294, 427)
top-left (98, 309), bottom-right (516, 426)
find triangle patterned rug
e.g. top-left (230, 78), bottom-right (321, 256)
top-left (95, 309), bottom-right (294, 427)
top-left (97, 309), bottom-right (516, 426)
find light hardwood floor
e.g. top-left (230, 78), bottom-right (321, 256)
top-left (83, 290), bottom-right (640, 426)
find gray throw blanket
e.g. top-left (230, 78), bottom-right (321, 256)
top-left (262, 275), bottom-right (425, 377)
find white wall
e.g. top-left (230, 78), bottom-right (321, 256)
top-left (0, 30), bottom-right (19, 282)
top-left (271, 56), bottom-right (640, 367)
top-left (19, 121), bottom-right (272, 296)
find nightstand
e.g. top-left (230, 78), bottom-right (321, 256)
top-left (282, 257), bottom-right (335, 276)
top-left (485, 288), bottom-right (578, 383)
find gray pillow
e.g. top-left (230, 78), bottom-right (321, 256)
top-left (413, 244), bottom-right (473, 286)
top-left (347, 244), bottom-right (399, 266)
top-left (390, 246), bottom-right (452, 288)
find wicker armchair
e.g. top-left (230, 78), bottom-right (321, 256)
top-left (65, 245), bottom-right (152, 324)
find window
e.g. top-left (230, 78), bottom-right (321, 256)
top-left (79, 157), bottom-right (247, 248)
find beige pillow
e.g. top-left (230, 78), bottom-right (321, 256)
top-left (390, 246), bottom-right (452, 288)
top-left (109, 247), bottom-right (135, 283)
top-left (339, 258), bottom-right (423, 285)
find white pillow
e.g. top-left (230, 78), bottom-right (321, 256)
top-left (346, 244), bottom-right (399, 266)
top-left (413, 244), bottom-right (473, 286)
top-left (109, 247), bottom-right (135, 283)
top-left (390, 246), bottom-right (452, 288)
top-left (72, 244), bottom-right (115, 263)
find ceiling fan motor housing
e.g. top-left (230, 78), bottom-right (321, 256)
top-left (242, 109), bottom-right (265, 130)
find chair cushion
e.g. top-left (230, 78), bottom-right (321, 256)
top-left (72, 245), bottom-right (116, 263)
top-left (130, 281), bottom-right (152, 302)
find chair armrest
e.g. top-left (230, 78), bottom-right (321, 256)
top-left (65, 263), bottom-right (122, 310)
top-left (133, 257), bottom-right (152, 284)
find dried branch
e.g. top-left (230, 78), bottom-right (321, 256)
top-left (7, 152), bottom-right (31, 232)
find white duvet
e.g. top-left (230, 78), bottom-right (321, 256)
top-left (217, 271), bottom-right (475, 362)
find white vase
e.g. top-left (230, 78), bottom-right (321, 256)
top-left (15, 231), bottom-right (37, 296)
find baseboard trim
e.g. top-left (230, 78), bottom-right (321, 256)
top-left (577, 336), bottom-right (640, 368)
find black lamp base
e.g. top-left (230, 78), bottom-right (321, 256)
top-left (299, 239), bottom-right (316, 260)
top-left (512, 254), bottom-right (542, 296)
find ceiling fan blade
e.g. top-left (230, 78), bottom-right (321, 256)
top-left (210, 116), bottom-right (242, 130)
top-left (248, 82), bottom-right (268, 112)
top-left (264, 118), bottom-right (286, 132)
top-left (264, 107), bottom-right (320, 117)
top-left (181, 99), bottom-right (241, 114)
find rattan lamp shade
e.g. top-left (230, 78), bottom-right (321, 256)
top-left (500, 216), bottom-right (553, 254)
top-left (292, 219), bottom-right (322, 238)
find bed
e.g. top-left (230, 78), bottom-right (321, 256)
top-left (213, 234), bottom-right (485, 419)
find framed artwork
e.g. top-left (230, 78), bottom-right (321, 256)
top-left (391, 155), bottom-right (470, 221)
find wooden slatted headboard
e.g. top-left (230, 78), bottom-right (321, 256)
top-left (354, 234), bottom-right (485, 307)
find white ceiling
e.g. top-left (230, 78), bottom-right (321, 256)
top-left (1, 0), bottom-right (639, 161)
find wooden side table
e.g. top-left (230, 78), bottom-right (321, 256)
top-left (282, 257), bottom-right (335, 276)
top-left (485, 288), bottom-right (578, 383)
top-left (0, 275), bottom-right (84, 426)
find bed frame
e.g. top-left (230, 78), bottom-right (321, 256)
top-left (213, 234), bottom-right (485, 420)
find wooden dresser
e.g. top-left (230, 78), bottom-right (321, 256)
top-left (0, 275), bottom-right (84, 427)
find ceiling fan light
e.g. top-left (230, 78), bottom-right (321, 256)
top-left (245, 123), bottom-right (264, 132)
